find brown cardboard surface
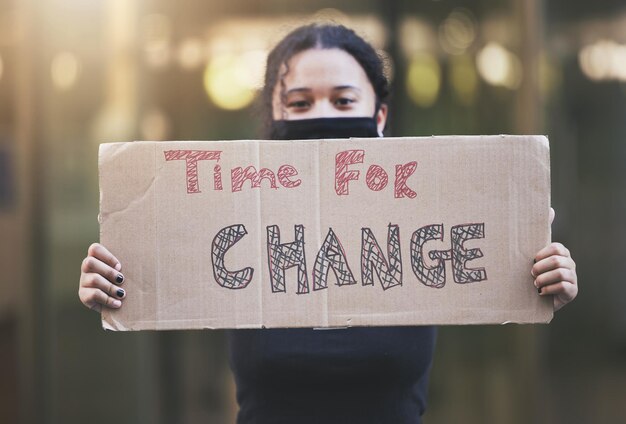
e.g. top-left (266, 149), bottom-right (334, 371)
top-left (99, 135), bottom-right (553, 331)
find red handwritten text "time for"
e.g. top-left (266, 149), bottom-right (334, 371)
top-left (163, 149), bottom-right (418, 198)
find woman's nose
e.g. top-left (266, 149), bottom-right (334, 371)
top-left (308, 100), bottom-right (341, 118)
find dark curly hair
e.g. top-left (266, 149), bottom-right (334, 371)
top-left (260, 23), bottom-right (390, 137)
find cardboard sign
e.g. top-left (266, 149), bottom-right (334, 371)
top-left (99, 135), bottom-right (553, 331)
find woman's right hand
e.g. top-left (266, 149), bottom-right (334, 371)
top-left (79, 243), bottom-right (126, 312)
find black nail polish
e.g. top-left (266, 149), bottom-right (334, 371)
top-left (116, 274), bottom-right (124, 284)
top-left (533, 258), bottom-right (537, 264)
top-left (117, 288), bottom-right (125, 298)
top-left (537, 288), bottom-right (542, 294)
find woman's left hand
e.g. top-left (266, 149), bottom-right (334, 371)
top-left (531, 208), bottom-right (578, 311)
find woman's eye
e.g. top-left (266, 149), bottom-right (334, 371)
top-left (335, 97), bottom-right (355, 107)
top-left (287, 100), bottom-right (310, 109)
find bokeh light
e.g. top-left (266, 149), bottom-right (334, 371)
top-left (140, 108), bottom-right (171, 140)
top-left (399, 17), bottom-right (437, 59)
top-left (439, 8), bottom-right (477, 55)
top-left (142, 13), bottom-right (172, 69)
top-left (449, 54), bottom-right (478, 105)
top-left (406, 52), bottom-right (441, 107)
top-left (349, 15), bottom-right (388, 51)
top-left (50, 51), bottom-right (81, 91)
top-left (203, 49), bottom-right (267, 110)
top-left (579, 40), bottom-right (626, 82)
top-left (476, 42), bottom-right (522, 89)
top-left (177, 37), bottom-right (204, 70)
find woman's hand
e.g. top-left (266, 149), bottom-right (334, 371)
top-left (531, 208), bottom-right (578, 311)
top-left (78, 243), bottom-right (126, 313)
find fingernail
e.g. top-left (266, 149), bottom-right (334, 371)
top-left (115, 263), bottom-right (122, 271)
top-left (112, 299), bottom-right (122, 308)
top-left (533, 258), bottom-right (537, 264)
top-left (116, 274), bottom-right (124, 284)
top-left (116, 288), bottom-right (125, 298)
top-left (531, 269), bottom-right (536, 278)
top-left (537, 288), bottom-right (542, 295)
top-left (534, 280), bottom-right (538, 288)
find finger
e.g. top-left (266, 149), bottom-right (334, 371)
top-left (534, 268), bottom-right (577, 289)
top-left (538, 281), bottom-right (577, 300)
top-left (81, 272), bottom-right (126, 299)
top-left (87, 243), bottom-right (121, 271)
top-left (81, 256), bottom-right (125, 285)
top-left (78, 287), bottom-right (122, 311)
top-left (534, 242), bottom-right (570, 262)
top-left (549, 208), bottom-right (555, 226)
top-left (531, 255), bottom-right (576, 277)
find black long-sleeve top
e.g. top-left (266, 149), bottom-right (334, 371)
top-left (228, 326), bottom-right (437, 423)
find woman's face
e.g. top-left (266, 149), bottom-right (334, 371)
top-left (271, 48), bottom-right (388, 134)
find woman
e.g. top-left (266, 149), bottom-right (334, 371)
top-left (79, 24), bottom-right (578, 423)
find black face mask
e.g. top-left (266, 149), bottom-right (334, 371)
top-left (269, 116), bottom-right (380, 140)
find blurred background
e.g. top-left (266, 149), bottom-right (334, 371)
top-left (1, 0), bottom-right (625, 423)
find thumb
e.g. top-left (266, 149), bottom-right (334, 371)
top-left (549, 207), bottom-right (555, 225)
